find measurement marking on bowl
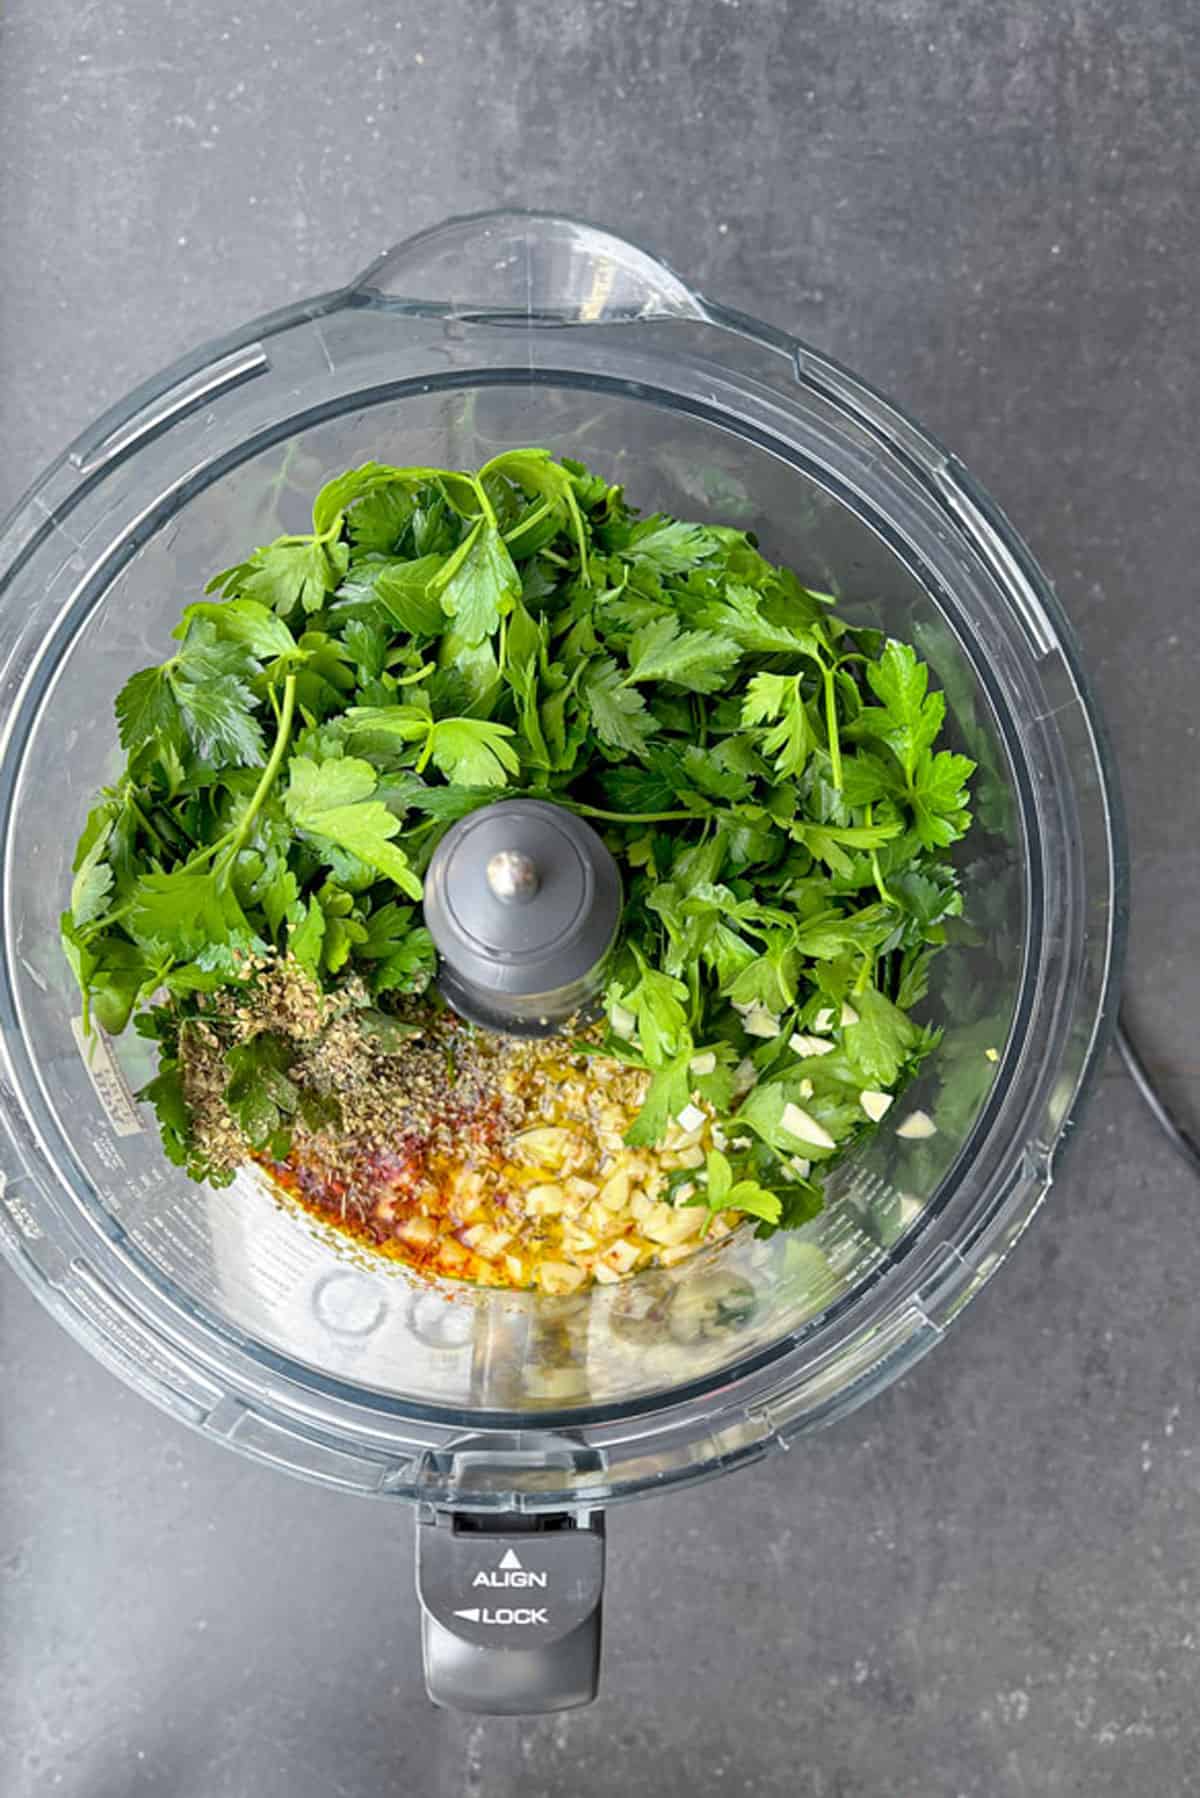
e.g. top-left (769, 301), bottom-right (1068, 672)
top-left (71, 1017), bottom-right (142, 1137)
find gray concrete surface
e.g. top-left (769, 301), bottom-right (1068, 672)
top-left (1, 2), bottom-right (1197, 1793)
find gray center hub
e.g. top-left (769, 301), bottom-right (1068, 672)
top-left (422, 798), bottom-right (623, 1036)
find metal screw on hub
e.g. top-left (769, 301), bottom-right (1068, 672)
top-left (486, 849), bottom-right (540, 904)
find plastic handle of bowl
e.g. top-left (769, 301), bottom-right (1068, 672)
top-left (416, 1506), bottom-right (606, 1714)
top-left (351, 207), bottom-right (707, 324)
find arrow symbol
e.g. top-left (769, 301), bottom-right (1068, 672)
top-left (498, 1548), bottom-right (523, 1571)
top-left (453, 1607), bottom-right (481, 1623)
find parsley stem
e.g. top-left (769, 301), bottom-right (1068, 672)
top-left (126, 793), bottom-right (172, 855)
top-left (503, 498), bottom-right (554, 545)
top-left (415, 725), bottom-right (436, 775)
top-left (564, 486), bottom-right (592, 586)
top-left (219, 674), bottom-right (297, 871)
top-left (865, 803), bottom-right (893, 906)
top-left (563, 802), bottom-right (709, 824)
top-left (822, 667), bottom-right (844, 791)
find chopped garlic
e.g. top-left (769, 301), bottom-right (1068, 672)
top-left (733, 1058), bottom-right (758, 1094)
top-left (676, 1102), bottom-right (706, 1134)
top-left (689, 1051), bottom-right (717, 1076)
top-left (813, 1008), bottom-right (835, 1033)
top-left (799, 1077), bottom-right (814, 1099)
top-left (743, 1008), bottom-right (782, 1038)
top-left (859, 1090), bottom-right (894, 1123)
top-left (460, 1223), bottom-right (513, 1257)
top-left (536, 1260), bottom-right (587, 1295)
top-left (896, 1108), bottom-right (938, 1140)
top-left (897, 1193), bottom-right (925, 1228)
top-left (610, 1003), bottom-right (637, 1039)
top-left (711, 1126), bottom-right (728, 1150)
top-left (790, 1032), bottom-right (836, 1058)
top-left (511, 1127), bottom-right (576, 1166)
top-left (674, 1182), bottom-right (697, 1204)
top-left (788, 1156), bottom-right (812, 1179)
top-left (985, 1046), bottom-right (999, 1063)
top-left (779, 1103), bottom-right (837, 1151)
top-left (525, 1184), bottom-right (565, 1216)
top-left (840, 1001), bottom-right (859, 1027)
top-left (599, 1170), bottom-right (631, 1211)
top-left (396, 1214), bottom-right (436, 1247)
top-left (586, 1201), bottom-right (613, 1235)
top-left (641, 1201), bottom-right (678, 1243)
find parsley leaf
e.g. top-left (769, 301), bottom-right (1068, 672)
top-left (864, 640), bottom-right (945, 780)
top-left (312, 462), bottom-right (416, 537)
top-left (792, 817), bottom-right (903, 877)
top-left (742, 672), bottom-right (813, 779)
top-left (346, 484), bottom-right (418, 555)
top-left (698, 582), bottom-right (827, 658)
top-left (428, 718), bottom-right (520, 788)
top-left (353, 900), bottom-right (435, 992)
top-left (583, 657), bottom-right (658, 756)
top-left (429, 518), bottom-right (521, 643)
top-left (612, 950), bottom-right (691, 1066)
top-left (128, 868), bottom-right (252, 961)
top-left (343, 619), bottom-right (388, 680)
top-left (623, 614), bottom-right (741, 693)
top-left (619, 516), bottom-right (722, 574)
top-left (289, 897), bottom-right (326, 979)
top-left (678, 740), bottom-right (758, 802)
top-left (70, 820), bottom-right (115, 928)
top-left (623, 1052), bottom-right (692, 1147)
top-left (175, 599), bottom-right (299, 661)
top-left (283, 756), bottom-right (422, 898)
top-left (209, 534), bottom-right (349, 617)
top-left (909, 749), bottom-right (976, 848)
top-left (373, 556), bottom-right (450, 637)
top-left (698, 1148), bottom-right (782, 1225)
top-left (223, 1031), bottom-right (301, 1152)
top-left (170, 656), bottom-right (266, 769)
top-left (115, 666), bottom-right (184, 755)
top-left (842, 985), bottom-right (920, 1085)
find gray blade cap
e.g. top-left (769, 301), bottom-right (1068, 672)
top-left (423, 799), bottom-right (623, 1030)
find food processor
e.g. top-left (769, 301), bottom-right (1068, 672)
top-left (0, 210), bottom-right (1125, 1712)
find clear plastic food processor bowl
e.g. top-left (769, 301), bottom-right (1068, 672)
top-left (0, 211), bottom-right (1125, 1516)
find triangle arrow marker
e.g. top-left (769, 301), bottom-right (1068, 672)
top-left (453, 1607), bottom-right (481, 1622)
top-left (498, 1548), bottom-right (523, 1571)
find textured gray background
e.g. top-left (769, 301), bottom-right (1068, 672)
top-left (1, 3), bottom-right (1197, 1794)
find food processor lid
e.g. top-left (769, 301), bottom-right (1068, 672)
top-left (423, 799), bottom-right (622, 1030)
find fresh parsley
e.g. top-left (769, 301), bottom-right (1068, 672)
top-left (65, 452), bottom-right (974, 1216)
